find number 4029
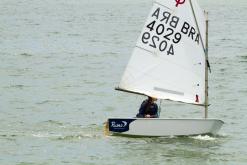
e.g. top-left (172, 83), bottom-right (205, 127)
top-left (141, 32), bottom-right (174, 55)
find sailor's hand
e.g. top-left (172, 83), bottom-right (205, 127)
top-left (145, 114), bottom-right (151, 118)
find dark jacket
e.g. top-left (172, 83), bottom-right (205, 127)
top-left (136, 99), bottom-right (158, 118)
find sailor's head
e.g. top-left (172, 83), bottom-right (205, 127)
top-left (148, 96), bottom-right (157, 102)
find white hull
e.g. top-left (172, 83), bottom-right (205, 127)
top-left (107, 118), bottom-right (223, 137)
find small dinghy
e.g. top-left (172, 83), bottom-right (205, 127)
top-left (106, 0), bottom-right (224, 137)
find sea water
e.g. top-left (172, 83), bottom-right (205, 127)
top-left (0, 0), bottom-right (247, 164)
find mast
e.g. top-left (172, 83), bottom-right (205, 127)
top-left (189, 0), bottom-right (209, 118)
top-left (205, 11), bottom-right (209, 119)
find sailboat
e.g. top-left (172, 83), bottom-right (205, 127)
top-left (105, 0), bottom-right (223, 136)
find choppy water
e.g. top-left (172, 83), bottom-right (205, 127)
top-left (0, 0), bottom-right (247, 164)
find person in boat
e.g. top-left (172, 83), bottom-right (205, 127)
top-left (136, 96), bottom-right (158, 118)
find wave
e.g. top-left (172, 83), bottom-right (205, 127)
top-left (190, 135), bottom-right (216, 141)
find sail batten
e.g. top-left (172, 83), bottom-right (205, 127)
top-left (153, 87), bottom-right (184, 96)
top-left (118, 0), bottom-right (206, 105)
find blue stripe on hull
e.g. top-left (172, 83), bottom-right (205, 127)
top-left (109, 119), bottom-right (136, 133)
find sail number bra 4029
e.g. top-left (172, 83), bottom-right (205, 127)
top-left (138, 6), bottom-right (201, 56)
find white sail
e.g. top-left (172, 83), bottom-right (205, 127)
top-left (118, 0), bottom-right (207, 105)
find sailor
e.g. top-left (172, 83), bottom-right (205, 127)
top-left (136, 96), bottom-right (158, 118)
